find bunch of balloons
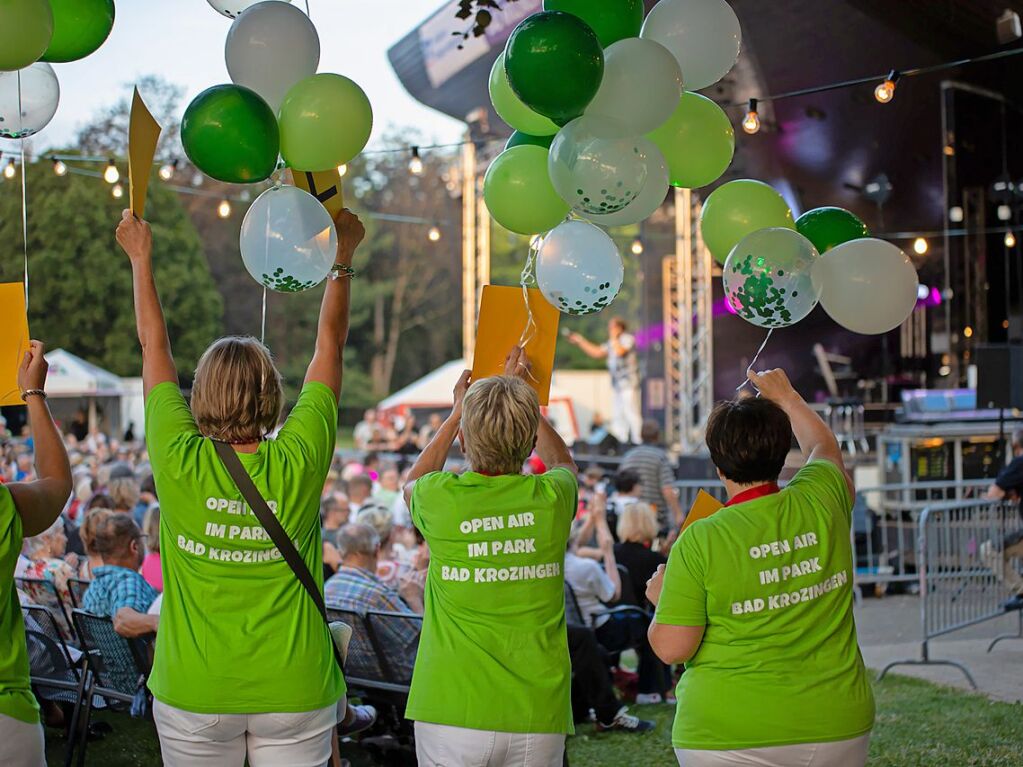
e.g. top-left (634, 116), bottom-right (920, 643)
top-left (707, 180), bottom-right (920, 335)
top-left (484, 0), bottom-right (743, 317)
top-left (0, 0), bottom-right (115, 138)
top-left (185, 0), bottom-right (374, 293)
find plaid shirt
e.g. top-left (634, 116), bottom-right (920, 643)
top-left (324, 566), bottom-right (419, 680)
top-left (82, 565), bottom-right (158, 618)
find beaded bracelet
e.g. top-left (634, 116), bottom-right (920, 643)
top-left (329, 263), bottom-right (356, 280)
top-left (20, 389), bottom-right (46, 401)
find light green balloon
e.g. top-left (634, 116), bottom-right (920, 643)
top-left (279, 73), bottom-right (373, 171)
top-left (484, 146), bottom-right (569, 236)
top-left (699, 179), bottom-right (795, 264)
top-left (489, 53), bottom-right (558, 137)
top-left (647, 92), bottom-right (734, 189)
top-left (0, 0), bottom-right (53, 71)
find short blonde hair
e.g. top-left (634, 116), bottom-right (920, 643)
top-left (461, 376), bottom-right (539, 475)
top-left (191, 336), bottom-right (284, 444)
top-left (108, 477), bottom-right (139, 512)
top-left (616, 502), bottom-right (658, 544)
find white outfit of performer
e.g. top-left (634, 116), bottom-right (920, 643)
top-left (605, 334), bottom-right (642, 444)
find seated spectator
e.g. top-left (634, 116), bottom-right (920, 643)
top-left (353, 408), bottom-right (378, 450)
top-left (374, 465), bottom-right (402, 508)
top-left (416, 413), bottom-right (444, 449)
top-left (108, 472), bottom-right (140, 515)
top-left (81, 512), bottom-right (157, 623)
top-left (348, 474), bottom-right (373, 514)
top-left (321, 493), bottom-right (351, 578)
top-left (324, 523), bottom-right (418, 680)
top-left (355, 501), bottom-right (400, 587)
top-left (565, 507), bottom-right (622, 629)
top-left (78, 508), bottom-right (109, 579)
top-left (141, 506), bottom-right (162, 592)
top-left (396, 528), bottom-right (429, 614)
top-left (608, 468), bottom-right (643, 542)
top-left (614, 503), bottom-right (672, 704)
top-left (133, 474), bottom-right (157, 527)
top-left (566, 624), bottom-right (653, 733)
top-left (22, 518), bottom-right (77, 635)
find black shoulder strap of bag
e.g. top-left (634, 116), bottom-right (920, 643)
top-left (213, 441), bottom-right (343, 670)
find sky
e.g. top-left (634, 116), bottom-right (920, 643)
top-left (7, 0), bottom-right (466, 155)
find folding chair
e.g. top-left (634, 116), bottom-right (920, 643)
top-left (67, 578), bottom-right (91, 610)
top-left (364, 610), bottom-right (421, 687)
top-left (16, 577), bottom-right (76, 642)
top-left (564, 580), bottom-right (651, 655)
top-left (70, 610), bottom-right (153, 767)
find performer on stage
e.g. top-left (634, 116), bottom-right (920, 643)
top-left (568, 318), bottom-right (642, 444)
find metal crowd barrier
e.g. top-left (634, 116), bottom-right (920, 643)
top-left (877, 498), bottom-right (1023, 688)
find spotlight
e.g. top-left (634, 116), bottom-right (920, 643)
top-left (741, 98), bottom-right (760, 135)
top-left (630, 237), bottom-right (644, 255)
top-left (52, 158), bottom-right (67, 176)
top-left (217, 199), bottom-right (232, 219)
top-left (3, 159), bottom-right (16, 179)
top-left (158, 160), bottom-right (177, 181)
top-left (917, 284), bottom-right (929, 300)
top-left (997, 204), bottom-right (1012, 221)
top-left (103, 159), bottom-right (120, 184)
top-left (427, 226), bottom-right (441, 242)
top-left (111, 182), bottom-right (124, 199)
top-left (874, 70), bottom-right (900, 104)
top-left (1006, 231), bottom-right (1017, 248)
top-left (949, 206), bottom-right (964, 223)
top-left (963, 326), bottom-right (973, 339)
top-left (408, 146), bottom-right (424, 176)
top-left (913, 237), bottom-right (928, 255)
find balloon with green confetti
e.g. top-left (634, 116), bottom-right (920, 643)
top-left (722, 228), bottom-right (821, 328)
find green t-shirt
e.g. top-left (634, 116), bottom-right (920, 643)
top-left (656, 460), bottom-right (875, 750)
top-left (0, 485), bottom-right (38, 723)
top-left (145, 381), bottom-right (346, 713)
top-left (407, 468), bottom-right (577, 734)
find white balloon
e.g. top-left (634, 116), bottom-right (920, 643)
top-left (536, 220), bottom-right (624, 316)
top-left (226, 1), bottom-right (319, 113)
top-left (585, 38), bottom-right (682, 136)
top-left (240, 185), bottom-right (337, 293)
top-left (0, 62), bottom-right (59, 138)
top-left (641, 0), bottom-right (741, 91)
top-left (208, 0), bottom-right (292, 19)
top-left (549, 115), bottom-right (651, 218)
top-left (814, 238), bottom-right (919, 335)
top-left (581, 140), bottom-right (669, 227)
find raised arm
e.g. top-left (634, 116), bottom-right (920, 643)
top-left (749, 368), bottom-right (853, 497)
top-left (116, 211), bottom-right (177, 397)
top-left (305, 209), bottom-right (365, 402)
top-left (505, 347), bottom-right (577, 473)
top-left (403, 370), bottom-right (470, 505)
top-left (567, 331), bottom-right (608, 360)
top-left (8, 342), bottom-right (73, 536)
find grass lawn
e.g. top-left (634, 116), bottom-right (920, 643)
top-left (45, 675), bottom-right (1023, 766)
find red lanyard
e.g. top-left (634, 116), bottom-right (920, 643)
top-left (724, 482), bottom-right (781, 507)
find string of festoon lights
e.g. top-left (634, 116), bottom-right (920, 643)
top-left (3, 44), bottom-right (1021, 241)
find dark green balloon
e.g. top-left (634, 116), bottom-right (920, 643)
top-left (181, 85), bottom-right (279, 184)
top-left (41, 0), bottom-right (114, 63)
top-left (543, 0), bottom-right (644, 48)
top-left (505, 11), bottom-right (604, 125)
top-left (505, 131), bottom-right (554, 151)
top-left (796, 207), bottom-right (869, 254)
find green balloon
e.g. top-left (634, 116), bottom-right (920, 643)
top-left (699, 180), bottom-right (795, 264)
top-left (543, 0), bottom-right (644, 47)
top-left (505, 11), bottom-right (604, 125)
top-left (41, 0), bottom-right (114, 63)
top-left (647, 92), bottom-right (734, 190)
top-left (490, 53), bottom-right (558, 136)
top-left (279, 73), bottom-right (373, 172)
top-left (505, 131), bottom-right (554, 151)
top-left (181, 85), bottom-right (279, 184)
top-left (0, 0), bottom-right (52, 71)
top-left (484, 145), bottom-right (569, 236)
top-left (795, 207), bottom-right (869, 254)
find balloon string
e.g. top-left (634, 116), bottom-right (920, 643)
top-left (18, 71), bottom-right (28, 310)
top-left (260, 286), bottom-right (267, 346)
top-left (304, 0), bottom-right (311, 17)
top-left (516, 241), bottom-right (540, 384)
top-left (736, 328), bottom-right (774, 393)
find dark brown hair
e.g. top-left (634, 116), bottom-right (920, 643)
top-left (705, 398), bottom-right (792, 484)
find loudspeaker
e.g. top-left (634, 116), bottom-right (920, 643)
top-left (976, 344), bottom-right (1023, 409)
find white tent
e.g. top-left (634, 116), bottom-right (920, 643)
top-left (379, 359), bottom-right (582, 444)
top-left (43, 349), bottom-right (125, 436)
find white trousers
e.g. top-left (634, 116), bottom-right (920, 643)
top-left (612, 384), bottom-right (643, 444)
top-left (153, 699), bottom-right (337, 767)
top-left (0, 714), bottom-right (45, 767)
top-left (676, 733), bottom-right (870, 767)
top-left (415, 721), bottom-right (565, 767)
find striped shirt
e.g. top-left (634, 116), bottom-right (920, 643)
top-left (621, 444), bottom-right (676, 530)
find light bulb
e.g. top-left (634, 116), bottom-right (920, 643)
top-left (998, 204), bottom-right (1012, 221)
top-left (949, 206), bottom-right (964, 223)
top-left (158, 161), bottom-right (176, 181)
top-left (217, 199), bottom-right (232, 219)
top-left (103, 160), bottom-right (119, 184)
top-left (741, 99), bottom-right (760, 134)
top-left (964, 326), bottom-right (973, 339)
top-left (52, 159), bottom-right (67, 176)
top-left (3, 159), bottom-right (15, 179)
top-left (917, 284), bottom-right (929, 301)
top-left (337, 164), bottom-right (348, 178)
top-left (427, 226), bottom-right (441, 242)
top-left (630, 238), bottom-right (644, 255)
top-left (874, 71), bottom-right (899, 104)
top-left (1006, 231), bottom-right (1017, 248)
top-left (111, 182), bottom-right (124, 199)
top-left (409, 147), bottom-right (424, 176)
top-left (913, 237), bottom-right (928, 255)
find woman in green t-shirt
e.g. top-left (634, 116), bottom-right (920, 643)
top-left (647, 368), bottom-right (875, 767)
top-left (1, 341), bottom-right (73, 767)
top-left (403, 347), bottom-right (579, 767)
top-left (115, 209), bottom-right (374, 767)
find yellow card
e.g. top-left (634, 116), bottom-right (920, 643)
top-left (289, 169), bottom-right (345, 218)
top-left (680, 490), bottom-right (724, 535)
top-left (0, 283), bottom-right (30, 407)
top-left (128, 87), bottom-right (162, 217)
top-left (472, 285), bottom-right (560, 406)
